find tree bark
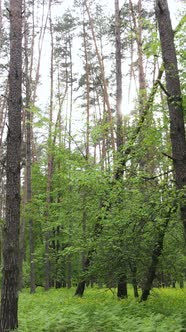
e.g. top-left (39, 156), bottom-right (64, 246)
top-left (129, 0), bottom-right (147, 109)
top-left (156, 0), bottom-right (186, 238)
top-left (140, 210), bottom-right (171, 302)
top-left (44, 7), bottom-right (54, 291)
top-left (115, 0), bottom-right (123, 151)
top-left (114, 0), bottom-right (128, 299)
top-left (23, 0), bottom-right (36, 294)
top-left (130, 263), bottom-right (139, 298)
top-left (117, 274), bottom-right (128, 299)
top-left (0, 0), bottom-right (22, 330)
top-left (74, 257), bottom-right (90, 297)
top-left (83, 16), bottom-right (90, 160)
top-left (140, 1), bottom-right (186, 299)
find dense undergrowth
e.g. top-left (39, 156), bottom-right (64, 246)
top-left (17, 287), bottom-right (186, 332)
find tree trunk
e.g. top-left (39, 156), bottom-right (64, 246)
top-left (23, 0), bottom-right (36, 294)
top-left (74, 281), bottom-right (86, 297)
top-left (44, 8), bottom-right (54, 291)
top-left (140, 217), bottom-right (169, 302)
top-left (74, 257), bottom-right (90, 297)
top-left (74, 196), bottom-right (89, 297)
top-left (156, 0), bottom-right (186, 238)
top-left (130, 263), bottom-right (139, 298)
top-left (132, 279), bottom-right (139, 298)
top-left (83, 17), bottom-right (90, 160)
top-left (179, 279), bottom-right (184, 289)
top-left (0, 0), bottom-right (22, 330)
top-left (115, 0), bottom-right (123, 151)
top-left (32, 0), bottom-right (51, 103)
top-left (0, 83), bottom-right (8, 146)
top-left (129, 0), bottom-right (147, 109)
top-left (117, 275), bottom-right (128, 299)
top-left (85, 0), bottom-right (115, 153)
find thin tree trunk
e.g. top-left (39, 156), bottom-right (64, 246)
top-left (83, 17), bottom-right (90, 160)
top-left (45, 7), bottom-right (54, 291)
top-left (115, 0), bottom-right (123, 152)
top-left (114, 0), bottom-right (128, 299)
top-left (68, 36), bottom-right (73, 151)
top-left (75, 190), bottom-right (88, 297)
top-left (23, 0), bottom-right (36, 294)
top-left (129, 0), bottom-right (147, 108)
top-left (67, 40), bottom-right (73, 285)
top-left (0, 0), bottom-right (22, 330)
top-left (32, 0), bottom-right (51, 103)
top-left (85, 0), bottom-right (115, 153)
top-left (0, 84), bottom-right (8, 146)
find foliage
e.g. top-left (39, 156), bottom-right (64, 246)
top-left (16, 287), bottom-right (186, 332)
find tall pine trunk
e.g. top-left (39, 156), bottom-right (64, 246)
top-left (115, 0), bottom-right (128, 299)
top-left (23, 0), bottom-right (36, 294)
top-left (0, 0), bottom-right (22, 330)
top-left (156, 0), bottom-right (186, 236)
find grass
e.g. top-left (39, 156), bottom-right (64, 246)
top-left (16, 286), bottom-right (186, 332)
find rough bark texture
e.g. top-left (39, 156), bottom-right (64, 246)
top-left (156, 0), bottom-right (186, 237)
top-left (0, 0), bottom-right (22, 330)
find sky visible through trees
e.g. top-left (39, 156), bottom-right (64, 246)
top-left (0, 0), bottom-right (186, 331)
top-left (38, 0), bottom-right (184, 127)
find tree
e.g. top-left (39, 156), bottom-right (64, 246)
top-left (0, 0), bottom-right (22, 330)
top-left (140, 0), bottom-right (186, 301)
top-left (114, 0), bottom-right (128, 299)
top-left (156, 0), bottom-right (186, 237)
top-left (23, 0), bottom-right (36, 293)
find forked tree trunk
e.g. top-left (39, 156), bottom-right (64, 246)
top-left (0, 0), bottom-right (22, 330)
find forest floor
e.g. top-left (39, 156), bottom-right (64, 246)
top-left (17, 286), bottom-right (186, 332)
